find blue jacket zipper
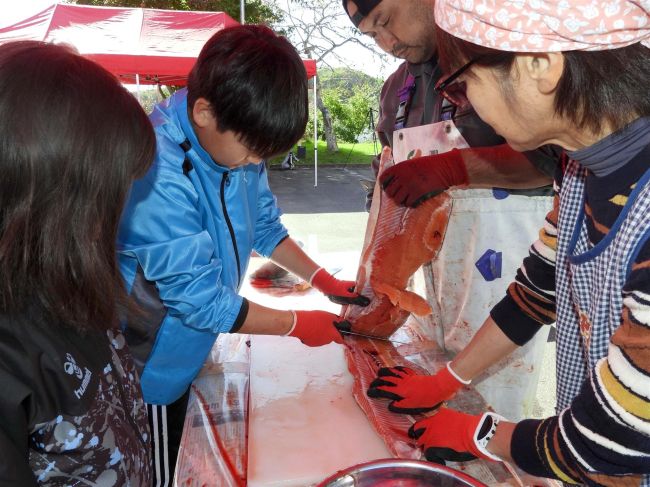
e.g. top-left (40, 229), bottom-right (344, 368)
top-left (220, 171), bottom-right (242, 285)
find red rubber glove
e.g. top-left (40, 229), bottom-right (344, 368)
top-left (409, 408), bottom-right (502, 463)
top-left (379, 149), bottom-right (469, 207)
top-left (310, 268), bottom-right (370, 306)
top-left (366, 364), bottom-right (466, 413)
top-left (288, 310), bottom-right (344, 347)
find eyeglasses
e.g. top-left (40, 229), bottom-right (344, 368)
top-left (435, 58), bottom-right (478, 108)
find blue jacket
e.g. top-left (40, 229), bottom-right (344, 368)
top-left (118, 89), bottom-right (288, 404)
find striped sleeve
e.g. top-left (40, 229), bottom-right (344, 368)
top-left (490, 163), bottom-right (563, 345)
top-left (511, 238), bottom-right (650, 485)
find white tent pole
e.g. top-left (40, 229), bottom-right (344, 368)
top-left (135, 73), bottom-right (141, 102)
top-left (240, 0), bottom-right (245, 24)
top-left (313, 74), bottom-right (318, 187)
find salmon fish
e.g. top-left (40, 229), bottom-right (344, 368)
top-left (343, 147), bottom-right (452, 337)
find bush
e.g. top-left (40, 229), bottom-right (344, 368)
top-left (306, 83), bottom-right (378, 144)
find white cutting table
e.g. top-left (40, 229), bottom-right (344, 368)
top-left (173, 252), bottom-right (555, 487)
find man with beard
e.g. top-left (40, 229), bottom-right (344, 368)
top-left (343, 0), bottom-right (559, 422)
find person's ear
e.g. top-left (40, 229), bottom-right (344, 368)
top-left (345, 0), bottom-right (358, 16)
top-left (521, 52), bottom-right (564, 94)
top-left (192, 97), bottom-right (216, 129)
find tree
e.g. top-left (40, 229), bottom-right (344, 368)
top-left (132, 87), bottom-right (165, 115)
top-left (319, 67), bottom-right (383, 98)
top-left (72, 0), bottom-right (283, 27)
top-left (278, 0), bottom-right (388, 152)
top-left (310, 68), bottom-right (381, 144)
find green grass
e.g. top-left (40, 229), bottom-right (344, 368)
top-left (268, 140), bottom-right (379, 166)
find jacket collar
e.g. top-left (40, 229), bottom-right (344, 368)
top-left (174, 90), bottom-right (229, 174)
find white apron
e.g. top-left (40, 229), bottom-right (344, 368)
top-left (393, 121), bottom-right (553, 421)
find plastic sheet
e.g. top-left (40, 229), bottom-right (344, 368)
top-left (344, 317), bottom-right (561, 486)
top-left (174, 265), bottom-right (559, 486)
top-left (174, 334), bottom-right (250, 487)
top-left (174, 324), bottom-right (560, 487)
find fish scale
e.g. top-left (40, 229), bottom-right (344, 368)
top-left (343, 152), bottom-right (452, 338)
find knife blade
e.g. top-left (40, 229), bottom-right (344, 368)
top-left (338, 329), bottom-right (409, 345)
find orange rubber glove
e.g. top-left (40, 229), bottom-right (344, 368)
top-left (310, 268), bottom-right (370, 306)
top-left (288, 310), bottom-right (344, 347)
top-left (379, 149), bottom-right (469, 207)
top-left (409, 408), bottom-right (503, 464)
top-left (366, 364), bottom-right (467, 413)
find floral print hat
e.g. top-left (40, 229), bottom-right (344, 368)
top-left (434, 0), bottom-right (650, 52)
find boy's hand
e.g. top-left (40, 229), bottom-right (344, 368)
top-left (310, 268), bottom-right (370, 306)
top-left (288, 310), bottom-right (344, 347)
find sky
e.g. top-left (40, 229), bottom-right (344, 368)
top-left (0, 0), bottom-right (54, 28)
top-left (0, 0), bottom-right (401, 78)
top-left (312, 7), bottom-right (401, 79)
top-left (317, 31), bottom-right (401, 79)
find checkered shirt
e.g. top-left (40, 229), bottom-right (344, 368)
top-left (554, 159), bottom-right (650, 486)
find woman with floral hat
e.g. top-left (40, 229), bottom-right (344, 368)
top-left (367, 1), bottom-right (650, 484)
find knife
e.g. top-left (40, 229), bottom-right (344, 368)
top-left (335, 321), bottom-right (408, 345)
top-left (339, 330), bottom-right (409, 345)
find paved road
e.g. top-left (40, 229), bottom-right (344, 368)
top-left (267, 164), bottom-right (373, 214)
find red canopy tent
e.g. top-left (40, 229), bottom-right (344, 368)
top-left (0, 3), bottom-right (321, 185)
top-left (0, 3), bottom-right (318, 85)
top-left (0, 4), bottom-right (318, 186)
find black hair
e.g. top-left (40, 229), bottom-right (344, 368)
top-left (436, 29), bottom-right (650, 134)
top-left (187, 25), bottom-right (308, 159)
top-left (0, 41), bottom-right (156, 332)
top-left (555, 46), bottom-right (650, 133)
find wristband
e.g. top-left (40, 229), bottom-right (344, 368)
top-left (308, 267), bottom-right (324, 285)
top-left (474, 412), bottom-right (506, 462)
top-left (446, 362), bottom-right (471, 385)
top-left (285, 310), bottom-right (298, 336)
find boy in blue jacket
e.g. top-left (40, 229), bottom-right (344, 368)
top-left (117, 25), bottom-right (367, 485)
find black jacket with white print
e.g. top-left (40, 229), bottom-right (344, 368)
top-left (0, 307), bottom-right (151, 486)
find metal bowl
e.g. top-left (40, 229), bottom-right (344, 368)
top-left (318, 459), bottom-right (487, 487)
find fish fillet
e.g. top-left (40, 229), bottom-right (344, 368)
top-left (342, 330), bottom-right (524, 485)
top-left (343, 148), bottom-right (452, 337)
